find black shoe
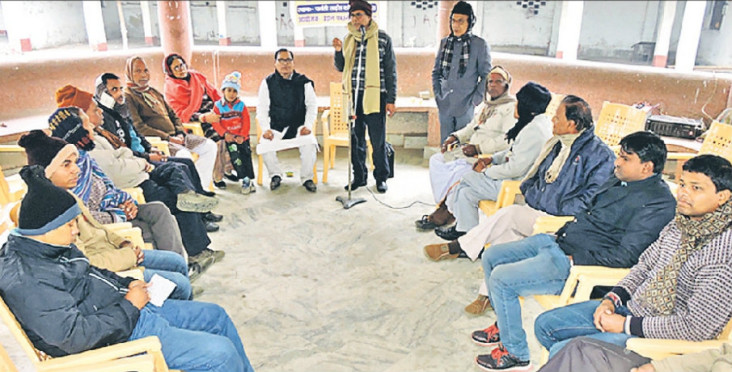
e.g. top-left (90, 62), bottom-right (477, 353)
top-left (224, 173), bottom-right (239, 182)
top-left (214, 180), bottom-right (227, 189)
top-left (376, 180), bottom-right (388, 193)
top-left (205, 221), bottom-right (220, 232)
top-left (435, 225), bottom-right (466, 241)
top-left (270, 175), bottom-right (282, 190)
top-left (303, 180), bottom-right (317, 193)
top-left (203, 212), bottom-right (223, 222)
top-left (415, 215), bottom-right (438, 231)
top-left (344, 180), bottom-right (367, 191)
top-left (200, 190), bottom-right (216, 197)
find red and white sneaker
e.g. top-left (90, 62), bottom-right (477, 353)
top-left (475, 345), bottom-right (531, 371)
top-left (471, 322), bottom-right (501, 346)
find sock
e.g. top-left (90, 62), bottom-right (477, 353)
top-left (447, 240), bottom-right (462, 254)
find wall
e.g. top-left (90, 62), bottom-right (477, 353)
top-left (190, 1), bottom-right (218, 42)
top-left (697, 1), bottom-right (732, 66)
top-left (224, 1), bottom-right (259, 45)
top-left (1, 1), bottom-right (86, 50)
top-left (101, 0), bottom-right (122, 40)
top-left (478, 1), bottom-right (558, 56)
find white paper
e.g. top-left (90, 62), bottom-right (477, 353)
top-left (256, 126), bottom-right (318, 155)
top-left (147, 273), bottom-right (176, 307)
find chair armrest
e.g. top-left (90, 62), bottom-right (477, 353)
top-left (146, 137), bottom-right (171, 156)
top-left (44, 353), bottom-right (156, 372)
top-left (571, 266), bottom-right (630, 303)
top-left (121, 187), bottom-right (146, 204)
top-left (112, 227), bottom-right (145, 249)
top-left (38, 336), bottom-right (162, 370)
top-left (0, 145), bottom-right (24, 153)
top-left (182, 122), bottom-right (204, 136)
top-left (532, 216), bottom-right (575, 234)
top-left (625, 338), bottom-right (727, 360)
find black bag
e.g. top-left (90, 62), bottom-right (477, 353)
top-left (386, 142), bottom-right (395, 178)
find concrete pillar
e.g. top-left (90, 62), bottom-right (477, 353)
top-left (555, 1), bottom-right (584, 60)
top-left (652, 0), bottom-right (676, 68)
top-left (158, 0), bottom-right (193, 64)
top-left (437, 1), bottom-right (458, 40)
top-left (258, 0), bottom-right (277, 48)
top-left (0, 1), bottom-right (32, 52)
top-left (216, 1), bottom-right (230, 45)
top-left (377, 1), bottom-right (387, 32)
top-left (140, 1), bottom-right (155, 46)
top-left (675, 1), bottom-right (707, 72)
top-left (82, 0), bottom-right (107, 51)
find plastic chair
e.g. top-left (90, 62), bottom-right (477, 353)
top-left (625, 319), bottom-right (732, 360)
top-left (321, 82), bottom-right (373, 183)
top-left (595, 101), bottom-right (648, 147)
top-left (255, 119), bottom-right (318, 186)
top-left (668, 121), bottom-right (732, 180)
top-left (477, 180), bottom-right (522, 217)
top-left (182, 122), bottom-right (204, 137)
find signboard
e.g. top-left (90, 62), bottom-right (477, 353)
top-left (290, 1), bottom-right (378, 28)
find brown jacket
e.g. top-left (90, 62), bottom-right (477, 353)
top-left (74, 197), bottom-right (137, 272)
top-left (124, 86), bottom-right (184, 140)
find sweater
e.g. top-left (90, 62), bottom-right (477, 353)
top-left (125, 86), bottom-right (185, 140)
top-left (450, 97), bottom-right (515, 160)
top-left (212, 98), bottom-right (251, 139)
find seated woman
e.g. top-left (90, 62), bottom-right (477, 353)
top-left (163, 53), bottom-right (235, 189)
top-left (124, 56), bottom-right (217, 192)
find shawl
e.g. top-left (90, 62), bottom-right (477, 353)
top-left (438, 32), bottom-right (472, 78)
top-left (165, 70), bottom-right (221, 123)
top-left (522, 129), bottom-right (585, 184)
top-left (71, 151), bottom-right (134, 222)
top-left (125, 56), bottom-right (168, 116)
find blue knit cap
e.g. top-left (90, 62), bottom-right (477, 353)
top-left (221, 71), bottom-right (242, 93)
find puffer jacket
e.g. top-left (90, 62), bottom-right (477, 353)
top-left (0, 233), bottom-right (138, 357)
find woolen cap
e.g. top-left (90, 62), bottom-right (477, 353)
top-left (55, 85), bottom-right (94, 112)
top-left (16, 165), bottom-right (80, 236)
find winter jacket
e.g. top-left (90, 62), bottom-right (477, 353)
top-left (75, 197), bottom-right (138, 272)
top-left (212, 98), bottom-right (251, 139)
top-left (432, 35), bottom-right (492, 117)
top-left (125, 87), bottom-right (185, 140)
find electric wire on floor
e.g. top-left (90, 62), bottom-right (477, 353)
top-left (364, 186), bottom-right (433, 209)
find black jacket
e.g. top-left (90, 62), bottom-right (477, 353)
top-left (0, 234), bottom-right (138, 357)
top-left (556, 173), bottom-right (676, 267)
top-left (100, 105), bottom-right (153, 160)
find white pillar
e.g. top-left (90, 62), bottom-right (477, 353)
top-left (140, 0), bottom-right (155, 46)
top-left (0, 1), bottom-right (32, 52)
top-left (652, 0), bottom-right (676, 67)
top-left (377, 1), bottom-right (388, 32)
top-left (675, 1), bottom-right (706, 72)
top-left (216, 1), bottom-right (230, 45)
top-left (258, 0), bottom-right (277, 48)
top-left (555, 0), bottom-right (584, 60)
top-left (82, 0), bottom-right (107, 51)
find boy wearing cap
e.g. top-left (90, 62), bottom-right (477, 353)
top-left (212, 71), bottom-right (256, 194)
top-left (0, 166), bottom-right (254, 372)
top-left (432, 0), bottom-right (492, 143)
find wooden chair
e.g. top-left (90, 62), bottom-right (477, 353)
top-left (668, 120), bottom-right (732, 180)
top-left (594, 101), bottom-right (648, 148)
top-left (321, 82), bottom-right (373, 183)
top-left (255, 119), bottom-right (318, 186)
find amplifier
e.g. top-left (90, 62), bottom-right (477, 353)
top-left (645, 115), bottom-right (704, 139)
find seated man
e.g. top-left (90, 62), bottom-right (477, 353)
top-left (423, 82), bottom-right (554, 238)
top-left (469, 131), bottom-right (676, 371)
top-left (256, 48), bottom-right (318, 192)
top-left (534, 155), bottom-right (732, 361)
top-left (0, 165), bottom-right (254, 372)
top-left (422, 66), bottom-right (516, 209)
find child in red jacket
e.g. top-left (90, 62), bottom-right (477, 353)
top-left (212, 72), bottom-right (256, 194)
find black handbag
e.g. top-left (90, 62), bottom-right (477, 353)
top-left (385, 141), bottom-right (395, 178)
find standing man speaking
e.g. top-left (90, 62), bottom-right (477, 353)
top-left (332, 0), bottom-right (397, 193)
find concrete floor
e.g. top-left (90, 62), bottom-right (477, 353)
top-left (0, 147), bottom-right (547, 371)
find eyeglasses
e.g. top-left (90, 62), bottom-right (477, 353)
top-left (276, 58), bottom-right (293, 64)
top-left (350, 12), bottom-right (366, 18)
top-left (172, 63), bottom-right (186, 71)
top-left (488, 79), bottom-right (506, 85)
top-left (451, 18), bottom-right (468, 25)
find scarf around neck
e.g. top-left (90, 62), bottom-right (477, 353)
top-left (71, 151), bottom-right (134, 222)
top-left (522, 129), bottom-right (584, 184)
top-left (342, 21), bottom-right (381, 115)
top-left (125, 57), bottom-right (167, 115)
top-left (438, 32), bottom-right (472, 78)
top-left (476, 91), bottom-right (516, 127)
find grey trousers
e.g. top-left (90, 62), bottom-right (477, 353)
top-left (130, 201), bottom-right (186, 260)
top-left (446, 170), bottom-right (502, 232)
top-left (538, 337), bottom-right (650, 372)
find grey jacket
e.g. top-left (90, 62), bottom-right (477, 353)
top-left (432, 35), bottom-right (491, 118)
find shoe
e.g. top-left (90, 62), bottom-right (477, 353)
top-left (176, 191), bottom-right (219, 213)
top-left (376, 180), bottom-right (387, 193)
top-left (200, 190), bottom-right (216, 197)
top-left (188, 263), bottom-right (201, 282)
top-left (189, 253), bottom-right (215, 274)
top-left (472, 322), bottom-right (501, 346)
top-left (205, 221), bottom-right (220, 232)
top-left (192, 285), bottom-right (205, 298)
top-left (303, 180), bottom-right (317, 192)
top-left (344, 179), bottom-right (367, 191)
top-left (249, 183), bottom-right (256, 193)
top-left (214, 180), bottom-right (227, 189)
top-left (423, 243), bottom-right (459, 261)
top-left (465, 294), bottom-right (493, 315)
top-left (202, 247), bottom-right (226, 262)
top-left (435, 225), bottom-right (466, 241)
top-left (415, 215), bottom-right (438, 231)
top-left (270, 175), bottom-right (282, 190)
top-left (241, 180), bottom-right (252, 195)
top-left (224, 172), bottom-right (239, 182)
top-left (475, 345), bottom-right (531, 371)
top-left (203, 212), bottom-right (223, 222)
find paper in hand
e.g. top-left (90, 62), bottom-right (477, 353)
top-left (147, 273), bottom-right (177, 307)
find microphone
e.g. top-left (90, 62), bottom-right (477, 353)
top-left (359, 25), bottom-right (365, 40)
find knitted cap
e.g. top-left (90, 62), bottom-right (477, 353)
top-left (18, 130), bottom-right (78, 179)
top-left (55, 85), bottom-right (94, 112)
top-left (516, 82), bottom-right (551, 115)
top-left (349, 0), bottom-right (372, 16)
top-left (16, 165), bottom-right (81, 236)
top-left (221, 71), bottom-right (242, 93)
top-left (451, 1), bottom-right (474, 17)
top-left (48, 107), bottom-right (95, 151)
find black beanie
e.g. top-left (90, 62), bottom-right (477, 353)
top-left (16, 165), bottom-right (81, 236)
top-left (451, 1), bottom-right (474, 28)
top-left (18, 130), bottom-right (68, 168)
top-left (349, 0), bottom-right (372, 17)
top-left (48, 107), bottom-right (95, 151)
top-left (516, 82), bottom-right (551, 115)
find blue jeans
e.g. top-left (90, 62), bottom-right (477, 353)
top-left (141, 250), bottom-right (191, 300)
top-left (534, 300), bottom-right (634, 358)
top-left (482, 234), bottom-right (571, 360)
top-left (129, 300), bottom-right (254, 372)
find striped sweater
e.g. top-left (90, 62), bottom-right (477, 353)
top-left (607, 221), bottom-right (732, 340)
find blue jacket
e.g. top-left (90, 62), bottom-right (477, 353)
top-left (432, 35), bottom-right (491, 118)
top-left (0, 233), bottom-right (138, 357)
top-left (520, 128), bottom-right (616, 216)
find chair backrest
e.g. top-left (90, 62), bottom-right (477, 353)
top-left (544, 93), bottom-right (565, 119)
top-left (698, 121), bottom-right (732, 163)
top-left (328, 82), bottom-right (350, 137)
top-left (718, 315), bottom-right (732, 341)
top-left (595, 102), bottom-right (648, 147)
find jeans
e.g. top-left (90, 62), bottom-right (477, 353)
top-left (534, 300), bottom-right (634, 358)
top-left (129, 300), bottom-right (254, 372)
top-left (141, 250), bottom-right (192, 300)
top-left (482, 234), bottom-right (572, 360)
top-left (351, 93), bottom-right (390, 183)
top-left (438, 108), bottom-right (474, 144)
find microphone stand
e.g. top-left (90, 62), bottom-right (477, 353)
top-left (336, 25), bottom-right (367, 209)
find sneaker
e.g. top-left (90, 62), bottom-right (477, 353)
top-left (423, 243), bottom-right (458, 261)
top-left (205, 221), bottom-right (220, 232)
top-left (176, 191), bottom-right (219, 213)
top-left (241, 180), bottom-right (252, 195)
top-left (435, 225), bottom-right (466, 241)
top-left (202, 247), bottom-right (226, 262)
top-left (472, 322), bottom-right (501, 346)
top-left (214, 180), bottom-right (227, 189)
top-left (465, 294), bottom-right (493, 315)
top-left (475, 345), bottom-right (531, 371)
top-left (203, 212), bottom-right (224, 222)
top-left (303, 180), bottom-right (317, 193)
top-left (188, 263), bottom-right (201, 282)
top-left (249, 183), bottom-right (256, 193)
